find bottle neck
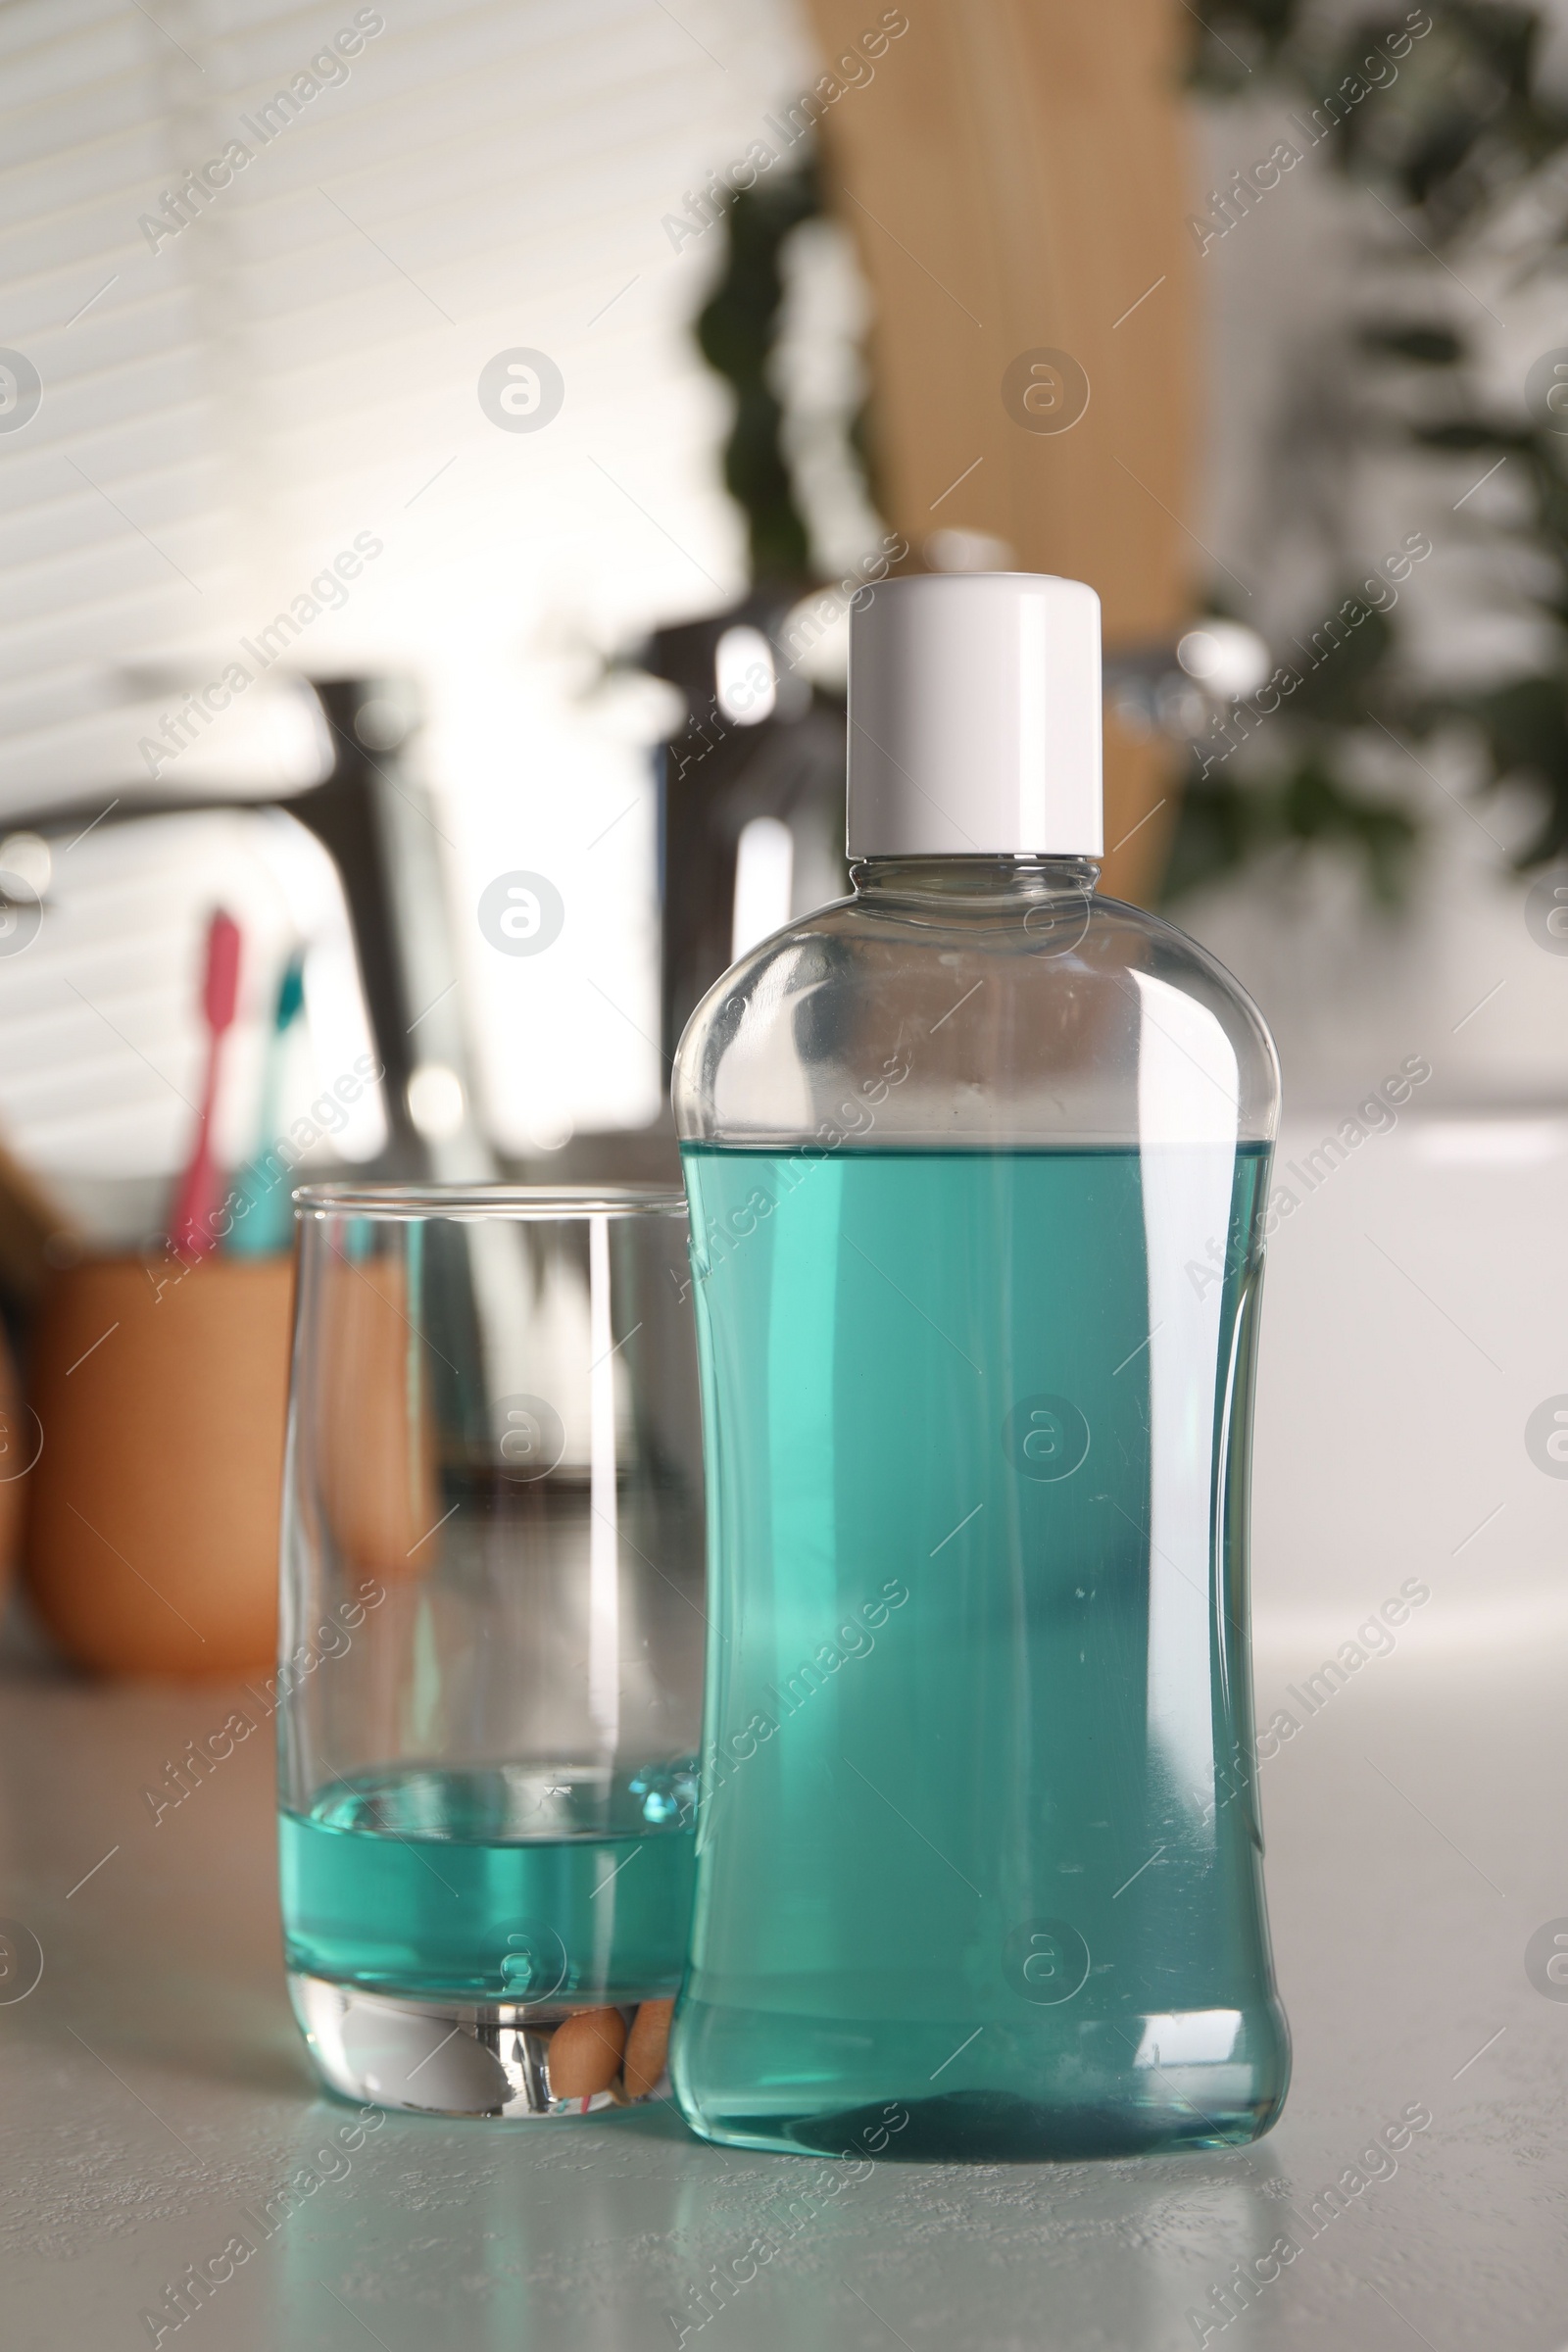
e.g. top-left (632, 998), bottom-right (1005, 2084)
top-left (849, 855), bottom-right (1102, 911)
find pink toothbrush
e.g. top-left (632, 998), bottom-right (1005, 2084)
top-left (171, 908), bottom-right (241, 1261)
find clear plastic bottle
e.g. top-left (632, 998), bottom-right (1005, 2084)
top-left (669, 573), bottom-right (1290, 2160)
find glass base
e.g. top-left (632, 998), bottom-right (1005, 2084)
top-left (287, 1973), bottom-right (672, 2119)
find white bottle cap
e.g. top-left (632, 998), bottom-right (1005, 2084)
top-left (846, 571), bottom-right (1103, 858)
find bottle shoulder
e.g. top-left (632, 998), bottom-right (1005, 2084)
top-left (673, 888), bottom-right (1280, 1151)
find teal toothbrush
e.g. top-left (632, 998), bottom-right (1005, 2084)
top-left (227, 952), bottom-right (307, 1257)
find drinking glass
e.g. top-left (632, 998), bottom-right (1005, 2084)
top-left (277, 1186), bottom-right (704, 2119)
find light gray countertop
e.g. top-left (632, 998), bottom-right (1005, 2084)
top-left (2, 1642), bottom-right (1564, 2350)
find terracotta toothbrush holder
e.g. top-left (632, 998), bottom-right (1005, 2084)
top-left (23, 1252), bottom-right (295, 1675)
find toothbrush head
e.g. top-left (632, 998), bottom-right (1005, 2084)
top-left (203, 908), bottom-right (242, 1033)
top-left (274, 950), bottom-right (307, 1032)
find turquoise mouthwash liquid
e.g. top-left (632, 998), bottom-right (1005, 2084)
top-left (671, 1142), bottom-right (1289, 2158)
top-left (280, 1761), bottom-right (696, 2004)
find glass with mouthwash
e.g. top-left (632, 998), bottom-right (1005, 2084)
top-left (669, 571), bottom-right (1290, 2159)
top-left (277, 1187), bottom-right (704, 2117)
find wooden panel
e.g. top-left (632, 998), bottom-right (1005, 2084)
top-left (801, 0), bottom-right (1195, 901)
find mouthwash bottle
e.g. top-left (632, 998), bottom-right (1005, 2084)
top-left (669, 572), bottom-right (1290, 2160)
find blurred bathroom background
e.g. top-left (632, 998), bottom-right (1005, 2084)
top-left (0, 0), bottom-right (1564, 1668)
